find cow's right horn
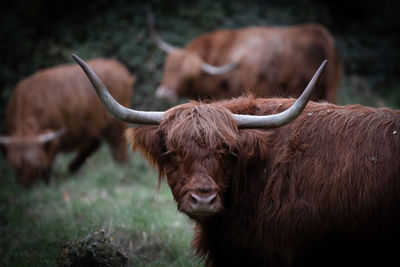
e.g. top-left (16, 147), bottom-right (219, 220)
top-left (233, 60), bottom-right (327, 129)
top-left (38, 128), bottom-right (67, 143)
top-left (201, 61), bottom-right (239, 75)
top-left (147, 13), bottom-right (177, 54)
top-left (72, 54), bottom-right (164, 125)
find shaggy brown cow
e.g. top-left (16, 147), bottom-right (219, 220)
top-left (73, 54), bottom-right (400, 267)
top-left (150, 16), bottom-right (342, 104)
top-left (0, 58), bottom-right (134, 186)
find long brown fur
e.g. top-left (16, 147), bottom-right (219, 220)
top-left (127, 95), bottom-right (400, 266)
top-left (159, 25), bottom-right (342, 103)
top-left (4, 58), bottom-right (134, 185)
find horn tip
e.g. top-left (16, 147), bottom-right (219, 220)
top-left (71, 53), bottom-right (80, 62)
top-left (72, 54), bottom-right (87, 68)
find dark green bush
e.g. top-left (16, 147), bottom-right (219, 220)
top-left (60, 228), bottom-right (128, 267)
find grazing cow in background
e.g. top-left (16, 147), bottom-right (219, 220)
top-left (74, 54), bottom-right (400, 267)
top-left (0, 58), bottom-right (134, 186)
top-left (149, 15), bottom-right (342, 104)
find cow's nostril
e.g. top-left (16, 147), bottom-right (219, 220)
top-left (190, 194), bottom-right (198, 205)
top-left (209, 194), bottom-right (216, 205)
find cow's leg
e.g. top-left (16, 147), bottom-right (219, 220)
top-left (102, 122), bottom-right (128, 163)
top-left (68, 138), bottom-right (101, 173)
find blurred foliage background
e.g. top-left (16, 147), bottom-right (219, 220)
top-left (1, 0), bottom-right (400, 134)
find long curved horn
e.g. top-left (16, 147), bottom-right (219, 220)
top-left (0, 128), bottom-right (66, 145)
top-left (38, 128), bottom-right (67, 144)
top-left (201, 61), bottom-right (239, 75)
top-left (233, 60), bottom-right (328, 129)
top-left (147, 13), bottom-right (177, 54)
top-left (72, 54), bottom-right (164, 125)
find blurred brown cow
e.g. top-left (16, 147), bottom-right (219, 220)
top-left (0, 58), bottom-right (134, 186)
top-left (150, 16), bottom-right (342, 103)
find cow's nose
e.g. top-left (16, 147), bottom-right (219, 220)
top-left (155, 85), bottom-right (178, 102)
top-left (189, 192), bottom-right (217, 212)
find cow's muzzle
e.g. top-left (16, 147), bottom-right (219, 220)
top-left (155, 85), bottom-right (178, 102)
top-left (181, 189), bottom-right (223, 220)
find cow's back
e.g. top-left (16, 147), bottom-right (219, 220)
top-left (185, 25), bottom-right (342, 103)
top-left (267, 101), bottom-right (400, 266)
top-left (6, 58), bottom-right (133, 146)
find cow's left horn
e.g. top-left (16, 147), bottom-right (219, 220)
top-left (147, 13), bottom-right (177, 54)
top-left (201, 62), bottom-right (239, 75)
top-left (0, 128), bottom-right (66, 145)
top-left (72, 54), bottom-right (164, 125)
top-left (38, 128), bottom-right (67, 143)
top-left (233, 60), bottom-right (327, 129)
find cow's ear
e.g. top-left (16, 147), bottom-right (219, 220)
top-left (125, 126), bottom-right (164, 167)
top-left (237, 129), bottom-right (272, 163)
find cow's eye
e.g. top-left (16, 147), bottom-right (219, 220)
top-left (216, 143), bottom-right (233, 157)
top-left (231, 147), bottom-right (238, 158)
top-left (162, 150), bottom-right (176, 160)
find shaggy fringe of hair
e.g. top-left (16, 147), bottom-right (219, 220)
top-left (164, 101), bottom-right (239, 150)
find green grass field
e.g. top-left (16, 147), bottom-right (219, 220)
top-left (0, 146), bottom-right (200, 266)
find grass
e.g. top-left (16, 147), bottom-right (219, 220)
top-left (0, 145), bottom-right (200, 266)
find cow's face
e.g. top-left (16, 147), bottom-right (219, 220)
top-left (5, 142), bottom-right (51, 186)
top-left (156, 50), bottom-right (203, 102)
top-left (129, 103), bottom-right (240, 221)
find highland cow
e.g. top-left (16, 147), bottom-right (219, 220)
top-left (0, 58), bottom-right (134, 186)
top-left (149, 15), bottom-right (342, 104)
top-left (73, 54), bottom-right (400, 267)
